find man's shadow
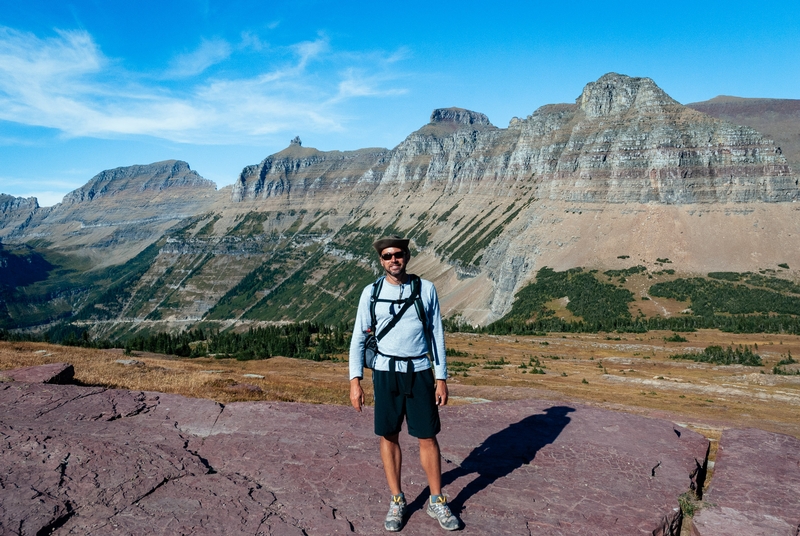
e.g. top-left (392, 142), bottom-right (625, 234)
top-left (409, 405), bottom-right (574, 514)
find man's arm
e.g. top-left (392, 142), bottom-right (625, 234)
top-left (348, 285), bottom-right (374, 412)
top-left (435, 379), bottom-right (448, 406)
top-left (348, 286), bottom-right (373, 381)
top-left (426, 283), bottom-right (448, 380)
top-left (350, 378), bottom-right (365, 411)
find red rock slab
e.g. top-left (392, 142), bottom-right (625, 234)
top-left (196, 402), bottom-right (381, 535)
top-left (0, 404), bottom-right (207, 534)
top-left (0, 380), bottom-right (709, 536)
top-left (61, 473), bottom-right (305, 535)
top-left (0, 362), bottom-right (74, 384)
top-left (437, 400), bottom-right (708, 536)
top-left (690, 506), bottom-right (797, 536)
top-left (691, 428), bottom-right (800, 536)
top-left (0, 381), bottom-right (151, 423)
top-left (0, 383), bottom-right (304, 536)
top-left (200, 399), bottom-right (708, 535)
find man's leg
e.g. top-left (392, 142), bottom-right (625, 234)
top-left (406, 369), bottom-right (443, 495)
top-left (407, 370), bottom-right (460, 530)
top-left (380, 433), bottom-right (403, 495)
top-left (419, 436), bottom-right (442, 495)
top-left (421, 435), bottom-right (460, 530)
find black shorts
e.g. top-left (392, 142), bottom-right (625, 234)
top-left (372, 367), bottom-right (441, 439)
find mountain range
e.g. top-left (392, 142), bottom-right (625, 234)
top-left (1, 73), bottom-right (799, 337)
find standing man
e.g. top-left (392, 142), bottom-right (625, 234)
top-left (349, 236), bottom-right (461, 532)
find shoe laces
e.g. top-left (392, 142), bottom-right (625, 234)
top-left (430, 496), bottom-right (452, 514)
top-left (388, 495), bottom-right (405, 517)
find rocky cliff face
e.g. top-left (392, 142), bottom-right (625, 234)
top-left (0, 194), bottom-right (39, 213)
top-left (544, 74), bottom-right (795, 204)
top-left (0, 194), bottom-right (43, 239)
top-left (233, 74), bottom-right (796, 206)
top-left (220, 74), bottom-right (799, 324)
top-left (62, 160), bottom-right (214, 205)
top-left (687, 96), bottom-right (800, 175)
top-left (230, 144), bottom-right (391, 202)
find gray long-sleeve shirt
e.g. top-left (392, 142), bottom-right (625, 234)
top-left (349, 276), bottom-right (447, 381)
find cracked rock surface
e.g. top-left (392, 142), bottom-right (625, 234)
top-left (691, 428), bottom-right (800, 536)
top-left (1, 372), bottom-right (708, 535)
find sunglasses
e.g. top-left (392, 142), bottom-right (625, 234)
top-left (381, 251), bottom-right (406, 260)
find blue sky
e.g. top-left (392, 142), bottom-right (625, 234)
top-left (1, 0), bottom-right (799, 206)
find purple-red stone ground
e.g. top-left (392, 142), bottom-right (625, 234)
top-left (1, 365), bottom-right (715, 535)
top-left (691, 428), bottom-right (800, 536)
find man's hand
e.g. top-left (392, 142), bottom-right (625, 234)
top-left (350, 378), bottom-right (365, 412)
top-left (435, 379), bottom-right (449, 406)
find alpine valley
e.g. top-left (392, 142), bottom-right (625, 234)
top-left (2, 73), bottom-right (800, 339)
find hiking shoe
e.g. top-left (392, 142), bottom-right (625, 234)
top-left (426, 496), bottom-right (460, 531)
top-left (384, 494), bottom-right (406, 532)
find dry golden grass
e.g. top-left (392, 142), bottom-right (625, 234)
top-left (2, 329), bottom-right (799, 444)
top-left (0, 344), bottom-right (353, 405)
top-left (444, 330), bottom-right (800, 440)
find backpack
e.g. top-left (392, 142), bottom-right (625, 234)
top-left (362, 274), bottom-right (431, 369)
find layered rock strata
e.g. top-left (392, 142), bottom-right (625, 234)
top-left (231, 145), bottom-right (390, 202)
top-left (63, 160), bottom-right (214, 205)
top-left (0, 194), bottom-right (41, 238)
top-left (688, 96), bottom-right (800, 174)
top-left (232, 73), bottom-right (796, 206)
top-left (224, 73), bottom-right (799, 323)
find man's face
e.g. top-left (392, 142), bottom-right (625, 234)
top-left (379, 247), bottom-right (408, 278)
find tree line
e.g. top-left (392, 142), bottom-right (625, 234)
top-left (0, 322), bottom-right (351, 362)
top-left (123, 323), bottom-right (351, 361)
top-left (5, 266), bottom-right (800, 359)
top-left (447, 267), bottom-right (800, 336)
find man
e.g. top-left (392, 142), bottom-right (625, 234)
top-left (349, 236), bottom-right (460, 532)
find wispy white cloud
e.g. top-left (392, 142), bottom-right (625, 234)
top-left (239, 31), bottom-right (267, 52)
top-left (0, 27), bottom-right (102, 89)
top-left (292, 36), bottom-right (329, 70)
top-left (335, 68), bottom-right (408, 101)
top-left (165, 38), bottom-right (232, 78)
top-left (0, 26), bottom-right (408, 145)
top-left (385, 46), bottom-right (411, 64)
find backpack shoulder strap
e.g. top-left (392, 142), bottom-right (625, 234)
top-left (410, 275), bottom-right (425, 325)
top-left (368, 277), bottom-right (384, 333)
top-left (409, 275), bottom-right (436, 363)
top-left (375, 275), bottom-right (421, 341)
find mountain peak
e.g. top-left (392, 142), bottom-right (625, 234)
top-left (430, 107), bottom-right (493, 127)
top-left (63, 160), bottom-right (215, 204)
top-left (0, 194), bottom-right (39, 213)
top-left (578, 73), bottom-right (678, 117)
